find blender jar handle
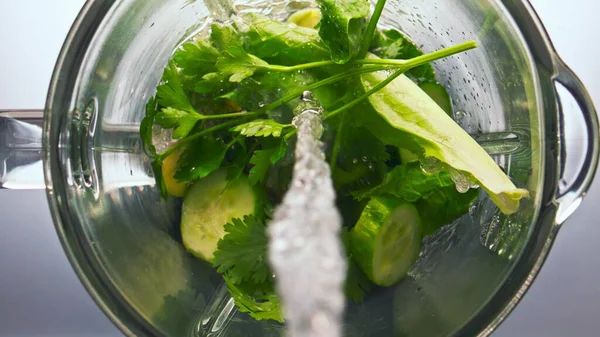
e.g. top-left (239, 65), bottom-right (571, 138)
top-left (0, 110), bottom-right (45, 190)
top-left (552, 56), bottom-right (600, 224)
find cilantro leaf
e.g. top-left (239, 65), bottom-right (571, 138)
top-left (155, 107), bottom-right (202, 139)
top-left (141, 97), bottom-right (158, 157)
top-left (371, 29), bottom-right (436, 85)
top-left (231, 120), bottom-right (291, 138)
top-left (173, 39), bottom-right (220, 78)
top-left (216, 46), bottom-right (270, 83)
top-left (211, 24), bottom-right (243, 51)
top-left (317, 0), bottom-right (370, 64)
top-left (354, 162), bottom-right (455, 202)
top-left (225, 69), bottom-right (317, 112)
top-left (213, 216), bottom-right (271, 284)
top-left (248, 139), bottom-right (288, 186)
top-left (151, 160), bottom-right (168, 199)
top-left (174, 137), bottom-right (230, 182)
top-left (194, 72), bottom-right (233, 95)
top-left (241, 13), bottom-right (330, 64)
top-left (157, 61), bottom-right (197, 113)
top-left (224, 276), bottom-right (283, 322)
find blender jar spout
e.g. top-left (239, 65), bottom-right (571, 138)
top-left (0, 110), bottom-right (45, 189)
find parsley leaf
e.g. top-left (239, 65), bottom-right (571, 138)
top-left (157, 61), bottom-right (197, 113)
top-left (371, 29), bottom-right (436, 85)
top-left (317, 0), bottom-right (370, 64)
top-left (224, 276), bottom-right (283, 322)
top-left (242, 13), bottom-right (330, 64)
top-left (217, 46), bottom-right (270, 83)
top-left (248, 139), bottom-right (288, 186)
top-left (140, 97), bottom-right (158, 157)
top-left (231, 120), bottom-right (291, 138)
top-left (151, 160), bottom-right (168, 199)
top-left (155, 107), bottom-right (203, 139)
top-left (213, 216), bottom-right (271, 284)
top-left (173, 39), bottom-right (220, 78)
top-left (211, 24), bottom-right (244, 51)
top-left (174, 137), bottom-right (231, 182)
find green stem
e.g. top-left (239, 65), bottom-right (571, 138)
top-left (327, 68), bottom-right (405, 119)
top-left (159, 119), bottom-right (245, 160)
top-left (330, 113), bottom-right (347, 174)
top-left (355, 40), bottom-right (478, 69)
top-left (200, 111), bottom-right (255, 120)
top-left (257, 40), bottom-right (476, 74)
top-left (248, 65), bottom-right (390, 118)
top-left (358, 0), bottom-right (388, 59)
top-left (263, 60), bottom-right (338, 72)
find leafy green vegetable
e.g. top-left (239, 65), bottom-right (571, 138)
top-left (217, 46), bottom-right (270, 83)
top-left (224, 276), bottom-right (283, 322)
top-left (360, 59), bottom-right (529, 214)
top-left (155, 107), bottom-right (202, 139)
top-left (211, 24), bottom-right (244, 51)
top-left (317, 0), bottom-right (370, 64)
top-left (157, 62), bottom-right (198, 113)
top-left (242, 13), bottom-right (331, 64)
top-left (140, 97), bottom-right (158, 157)
top-left (371, 29), bottom-right (437, 85)
top-left (174, 137), bottom-right (231, 182)
top-left (232, 119), bottom-right (291, 138)
top-left (173, 40), bottom-right (220, 79)
top-left (213, 216), bottom-right (271, 284)
top-left (248, 139), bottom-right (288, 186)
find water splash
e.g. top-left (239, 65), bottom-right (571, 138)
top-left (268, 92), bottom-right (347, 337)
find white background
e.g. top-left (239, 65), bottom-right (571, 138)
top-left (0, 1), bottom-right (599, 336)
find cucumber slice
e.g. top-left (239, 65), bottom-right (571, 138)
top-left (182, 170), bottom-right (256, 262)
top-left (350, 198), bottom-right (422, 287)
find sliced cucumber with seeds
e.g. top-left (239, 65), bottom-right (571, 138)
top-left (350, 198), bottom-right (422, 287)
top-left (182, 170), bottom-right (256, 262)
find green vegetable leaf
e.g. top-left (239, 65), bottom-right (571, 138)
top-left (241, 13), bottom-right (331, 64)
top-left (354, 162), bottom-right (455, 202)
top-left (174, 137), bottom-right (230, 182)
top-left (416, 186), bottom-right (479, 236)
top-left (210, 24), bottom-right (244, 51)
top-left (141, 97), bottom-right (158, 157)
top-left (360, 64), bottom-right (529, 214)
top-left (151, 160), bottom-right (168, 199)
top-left (224, 276), bottom-right (283, 322)
top-left (217, 46), bottom-right (270, 83)
top-left (173, 39), bottom-right (220, 78)
top-left (225, 69), bottom-right (317, 112)
top-left (194, 72), bottom-right (233, 95)
top-left (213, 216), bottom-right (271, 284)
top-left (248, 149), bottom-right (272, 186)
top-left (157, 61), bottom-right (197, 113)
top-left (248, 139), bottom-right (288, 186)
top-left (371, 29), bottom-right (437, 85)
top-left (231, 119), bottom-right (291, 138)
top-left (155, 107), bottom-right (203, 139)
top-left (317, 0), bottom-right (370, 63)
